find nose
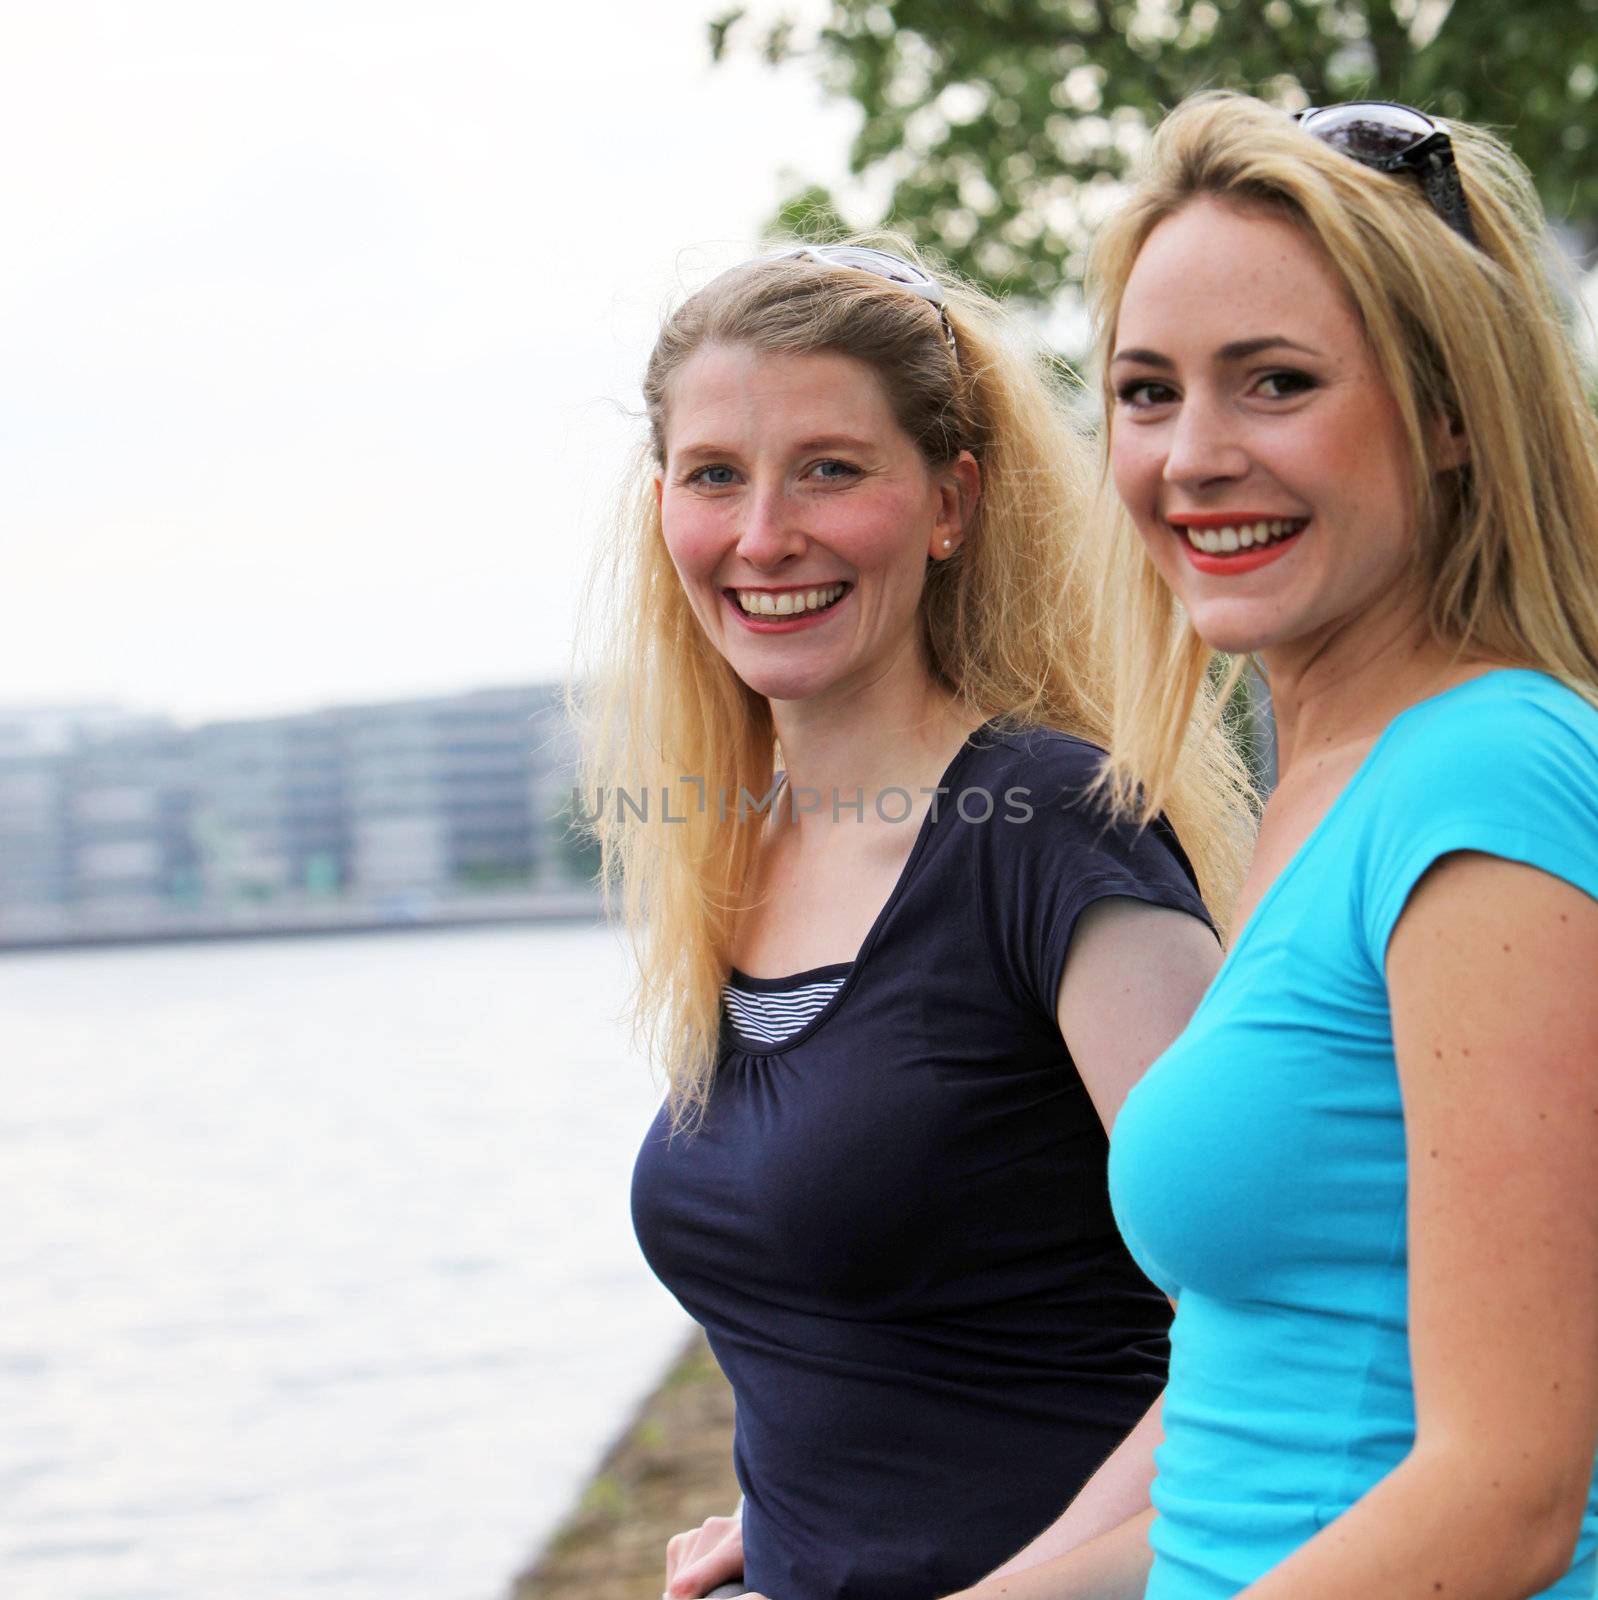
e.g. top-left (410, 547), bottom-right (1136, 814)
top-left (1161, 391), bottom-right (1250, 490)
top-left (735, 482), bottom-right (807, 570)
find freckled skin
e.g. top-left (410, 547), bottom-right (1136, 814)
top-left (656, 344), bottom-right (968, 711)
top-left (1078, 193), bottom-right (1598, 1600)
top-left (1108, 197), bottom-right (1431, 667)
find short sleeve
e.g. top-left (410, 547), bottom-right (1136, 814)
top-left (971, 729), bottom-right (1215, 1020)
top-left (1358, 674), bottom-right (1598, 962)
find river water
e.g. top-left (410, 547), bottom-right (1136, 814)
top-left (0, 922), bottom-right (687, 1600)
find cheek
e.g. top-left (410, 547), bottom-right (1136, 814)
top-left (1107, 432), bottom-right (1185, 585)
top-left (1298, 397), bottom-right (1415, 562)
top-left (659, 498), bottom-right (725, 585)
top-left (1109, 423), bottom-right (1159, 517)
top-left (1314, 382), bottom-right (1411, 497)
top-left (830, 487), bottom-right (934, 579)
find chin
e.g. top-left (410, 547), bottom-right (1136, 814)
top-left (729, 663), bottom-right (837, 705)
top-left (1192, 626), bottom-right (1273, 658)
top-left (1182, 601), bottom-right (1284, 660)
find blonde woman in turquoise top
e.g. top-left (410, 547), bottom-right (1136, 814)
top-left (922, 93), bottom-right (1598, 1600)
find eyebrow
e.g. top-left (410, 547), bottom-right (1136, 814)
top-left (792, 434), bottom-right (878, 454)
top-left (1110, 336), bottom-right (1324, 367)
top-left (671, 433), bottom-right (880, 459)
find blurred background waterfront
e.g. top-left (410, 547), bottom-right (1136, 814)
top-left (0, 687), bottom-right (594, 948)
top-left (0, 4), bottom-right (850, 1592)
top-left (0, 922), bottom-right (684, 1600)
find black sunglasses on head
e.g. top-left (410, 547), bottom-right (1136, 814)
top-left (1295, 101), bottom-right (1479, 247)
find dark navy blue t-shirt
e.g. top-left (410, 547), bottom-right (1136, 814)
top-left (632, 724), bottom-right (1212, 1600)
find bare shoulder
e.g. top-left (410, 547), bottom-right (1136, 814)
top-left (1387, 850), bottom-right (1598, 1172)
top-left (1057, 897), bottom-right (1221, 1132)
top-left (1389, 851), bottom-right (1598, 1034)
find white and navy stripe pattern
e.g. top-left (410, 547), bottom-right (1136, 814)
top-left (723, 966), bottom-right (850, 1047)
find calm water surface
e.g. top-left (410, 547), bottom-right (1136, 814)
top-left (0, 923), bottom-right (686, 1600)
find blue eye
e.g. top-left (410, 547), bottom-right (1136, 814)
top-left (687, 464), bottom-right (738, 488)
top-left (810, 459), bottom-right (859, 481)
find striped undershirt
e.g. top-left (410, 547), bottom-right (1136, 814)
top-left (723, 969), bottom-right (849, 1047)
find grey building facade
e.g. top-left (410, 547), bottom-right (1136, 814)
top-left (0, 685), bottom-right (591, 945)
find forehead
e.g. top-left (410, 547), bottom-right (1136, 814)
top-left (1116, 196), bottom-right (1361, 355)
top-left (662, 343), bottom-right (900, 450)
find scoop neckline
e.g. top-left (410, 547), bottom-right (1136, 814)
top-left (721, 720), bottom-right (1001, 1056)
top-left (726, 961), bottom-right (853, 991)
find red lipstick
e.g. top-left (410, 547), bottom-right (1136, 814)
top-left (1167, 516), bottom-right (1308, 576)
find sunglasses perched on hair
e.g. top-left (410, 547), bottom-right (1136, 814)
top-left (1294, 101), bottom-right (1479, 246)
top-left (783, 244), bottom-right (961, 363)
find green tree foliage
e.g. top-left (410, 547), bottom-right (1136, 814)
top-left (769, 181), bottom-right (852, 242)
top-left (712, 0), bottom-right (1598, 300)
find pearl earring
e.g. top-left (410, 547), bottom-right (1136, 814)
top-left (941, 539), bottom-right (953, 551)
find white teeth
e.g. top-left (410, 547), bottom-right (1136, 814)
top-left (736, 583), bottom-right (846, 616)
top-left (1177, 519), bottom-right (1303, 555)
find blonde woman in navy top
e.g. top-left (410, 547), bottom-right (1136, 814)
top-left (931, 94), bottom-right (1598, 1600)
top-left (578, 243), bottom-right (1255, 1600)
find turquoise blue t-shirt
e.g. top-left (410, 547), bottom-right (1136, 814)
top-left (1109, 670), bottom-right (1598, 1598)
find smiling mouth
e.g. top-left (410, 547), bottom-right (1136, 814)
top-left (730, 583), bottom-right (850, 618)
top-left (1170, 517), bottom-right (1308, 555)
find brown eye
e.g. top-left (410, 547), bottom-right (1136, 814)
top-left (1115, 379), bottom-right (1176, 408)
top-left (1256, 370), bottom-right (1316, 399)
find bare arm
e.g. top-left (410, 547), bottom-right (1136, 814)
top-left (1054, 896), bottom-right (1220, 1133)
top-left (943, 860), bottom-right (1598, 1600)
top-left (975, 900), bottom-right (1217, 1582)
top-left (1230, 853), bottom-right (1598, 1598)
top-left (742, 1513), bottom-right (1159, 1600)
top-left (985, 1398), bottom-right (1165, 1579)
top-left (946, 1511), bottom-right (1157, 1600)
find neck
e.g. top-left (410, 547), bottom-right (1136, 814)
top-left (1261, 594), bottom-right (1461, 778)
top-left (767, 659), bottom-right (976, 842)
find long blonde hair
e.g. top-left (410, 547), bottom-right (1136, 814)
top-left (579, 240), bottom-right (1254, 1120)
top-left (1087, 91), bottom-right (1598, 819)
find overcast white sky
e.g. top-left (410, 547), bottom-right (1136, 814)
top-left (1, 1), bottom-right (854, 724)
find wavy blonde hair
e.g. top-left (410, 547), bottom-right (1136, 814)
top-left (1087, 91), bottom-right (1598, 819)
top-left (578, 238), bottom-right (1255, 1121)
